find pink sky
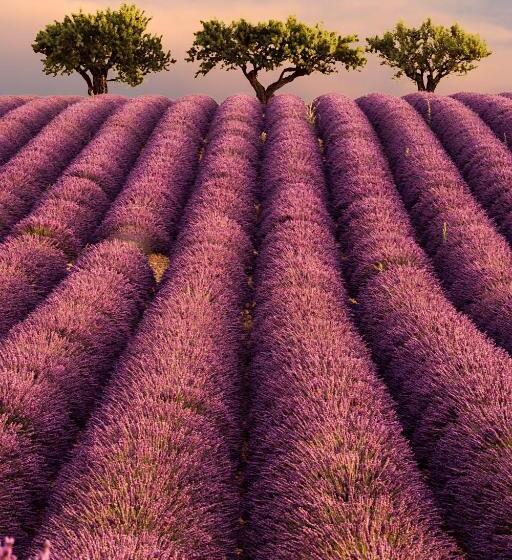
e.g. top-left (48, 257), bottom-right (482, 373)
top-left (2, 0), bottom-right (511, 100)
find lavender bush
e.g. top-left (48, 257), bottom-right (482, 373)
top-left (355, 93), bottom-right (512, 355)
top-left (317, 93), bottom-right (512, 559)
top-left (29, 95), bottom-right (260, 559)
top-left (0, 96), bottom-right (36, 119)
top-left (406, 92), bottom-right (512, 243)
top-left (453, 92), bottom-right (512, 150)
top-left (96, 95), bottom-right (217, 254)
top-left (0, 95), bottom-right (123, 239)
top-left (245, 94), bottom-right (461, 559)
top-left (0, 97), bottom-right (77, 166)
top-left (10, 96), bottom-right (169, 257)
top-left (0, 235), bottom-right (67, 339)
top-left (0, 240), bottom-right (154, 552)
top-left (0, 97), bottom-right (167, 341)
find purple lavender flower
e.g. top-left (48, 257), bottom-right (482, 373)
top-left (0, 96), bottom-right (36, 119)
top-left (0, 97), bottom-right (78, 166)
top-left (96, 95), bottom-right (217, 253)
top-left (355, 93), bottom-right (512, 355)
top-left (0, 239), bottom-right (154, 552)
top-left (0, 97), bottom-right (167, 341)
top-left (0, 95), bottom-right (124, 239)
top-left (317, 92), bottom-right (512, 559)
top-left (453, 92), bottom-right (512, 151)
top-left (405, 92), bottom-right (512, 243)
top-left (245, 94), bottom-right (461, 559)
top-left (29, 96), bottom-right (260, 559)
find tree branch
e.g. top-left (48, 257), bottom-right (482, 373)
top-left (240, 65), bottom-right (266, 103)
top-left (277, 66), bottom-right (296, 82)
top-left (76, 67), bottom-right (93, 95)
top-left (265, 68), bottom-right (309, 101)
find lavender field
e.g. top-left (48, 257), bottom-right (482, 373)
top-left (0, 92), bottom-right (511, 559)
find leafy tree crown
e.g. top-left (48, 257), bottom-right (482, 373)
top-left (32, 3), bottom-right (175, 93)
top-left (187, 17), bottom-right (366, 102)
top-left (366, 19), bottom-right (491, 91)
top-left (188, 17), bottom-right (365, 75)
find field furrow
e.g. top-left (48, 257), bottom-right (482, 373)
top-left (96, 95), bottom-right (217, 254)
top-left (27, 95), bottom-right (260, 559)
top-left (357, 93), bottom-right (512, 355)
top-left (406, 93), bottom-right (512, 244)
top-left (244, 94), bottom-right (461, 559)
top-left (318, 93), bottom-right (512, 560)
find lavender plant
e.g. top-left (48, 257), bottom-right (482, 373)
top-left (29, 95), bottom-right (260, 559)
top-left (453, 92), bottom-right (512, 151)
top-left (96, 95), bottom-right (217, 253)
top-left (0, 97), bottom-right (77, 166)
top-left (0, 240), bottom-right (155, 552)
top-left (0, 96), bottom-right (36, 119)
top-left (355, 93), bottom-right (512, 355)
top-left (245, 94), bottom-right (461, 559)
top-left (0, 96), bottom-right (123, 239)
top-left (0, 96), bottom-right (167, 340)
top-left (406, 92), bottom-right (512, 244)
top-left (317, 92), bottom-right (512, 559)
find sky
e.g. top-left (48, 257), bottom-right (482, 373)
top-left (2, 0), bottom-right (511, 101)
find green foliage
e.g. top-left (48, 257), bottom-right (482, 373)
top-left (32, 3), bottom-right (175, 95)
top-left (367, 19), bottom-right (491, 91)
top-left (187, 17), bottom-right (366, 103)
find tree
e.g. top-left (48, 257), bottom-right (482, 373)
top-left (367, 19), bottom-right (491, 92)
top-left (186, 17), bottom-right (366, 104)
top-left (32, 3), bottom-right (175, 95)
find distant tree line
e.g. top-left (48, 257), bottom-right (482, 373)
top-left (32, 3), bottom-right (492, 101)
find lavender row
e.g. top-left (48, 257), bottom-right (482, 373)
top-left (0, 96), bottom-right (35, 119)
top-left (406, 93), bottom-right (512, 243)
top-left (356, 93), bottom-right (512, 355)
top-left (30, 95), bottom-right (260, 559)
top-left (315, 95), bottom-right (431, 286)
top-left (10, 95), bottom-right (170, 257)
top-left (316, 93), bottom-right (512, 559)
top-left (245, 94), bottom-right (460, 559)
top-left (97, 95), bottom-right (218, 254)
top-left (0, 240), bottom-right (155, 553)
top-left (0, 97), bottom-right (167, 341)
top-left (0, 97), bottom-right (78, 166)
top-left (453, 92), bottom-right (512, 150)
top-left (0, 95), bottom-right (123, 239)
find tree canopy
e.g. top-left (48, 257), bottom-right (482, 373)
top-left (32, 3), bottom-right (175, 95)
top-left (186, 17), bottom-right (366, 103)
top-left (367, 19), bottom-right (491, 92)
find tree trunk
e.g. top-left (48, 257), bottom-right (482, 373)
top-left (416, 78), bottom-right (426, 91)
top-left (76, 69), bottom-right (94, 96)
top-left (426, 75), bottom-right (437, 92)
top-left (246, 73), bottom-right (267, 104)
top-left (92, 73), bottom-right (108, 95)
top-left (243, 67), bottom-right (307, 104)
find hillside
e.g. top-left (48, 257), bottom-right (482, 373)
top-left (0, 92), bottom-right (511, 559)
